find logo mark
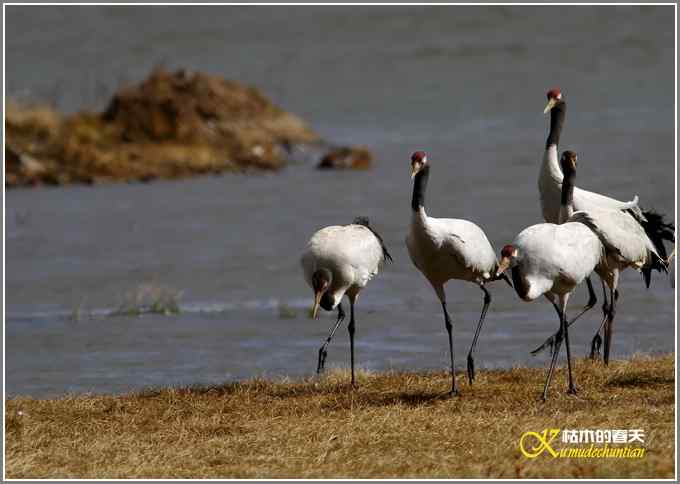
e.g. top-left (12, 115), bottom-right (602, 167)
top-left (519, 429), bottom-right (561, 458)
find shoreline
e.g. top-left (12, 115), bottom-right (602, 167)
top-left (5, 353), bottom-right (675, 478)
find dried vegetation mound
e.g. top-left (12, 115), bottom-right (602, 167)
top-left (6, 68), bottom-right (370, 187)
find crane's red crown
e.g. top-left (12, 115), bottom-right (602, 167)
top-left (501, 245), bottom-right (516, 258)
top-left (546, 88), bottom-right (562, 100)
top-left (411, 151), bottom-right (427, 164)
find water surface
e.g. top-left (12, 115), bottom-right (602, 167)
top-left (6, 5), bottom-right (675, 397)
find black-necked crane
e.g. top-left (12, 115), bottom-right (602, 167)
top-left (497, 158), bottom-right (604, 400)
top-left (534, 151), bottom-right (668, 365)
top-left (405, 151), bottom-right (510, 396)
top-left (301, 217), bottom-right (392, 387)
top-left (539, 88), bottom-right (674, 359)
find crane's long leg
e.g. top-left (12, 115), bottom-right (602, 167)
top-left (585, 276), bottom-right (598, 312)
top-left (575, 276), bottom-right (598, 323)
top-left (317, 303), bottom-right (345, 374)
top-left (531, 277), bottom-right (598, 356)
top-left (542, 297), bottom-right (564, 402)
top-left (543, 325), bottom-right (562, 402)
top-left (441, 300), bottom-right (459, 396)
top-left (560, 293), bottom-right (577, 394)
top-left (348, 298), bottom-right (357, 388)
top-left (603, 270), bottom-right (619, 366)
top-left (591, 282), bottom-right (620, 361)
top-left (466, 285), bottom-right (491, 385)
top-left (590, 278), bottom-right (609, 359)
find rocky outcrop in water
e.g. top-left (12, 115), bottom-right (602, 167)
top-left (318, 146), bottom-right (372, 170)
top-left (5, 68), bottom-right (372, 187)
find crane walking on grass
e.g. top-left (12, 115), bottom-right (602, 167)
top-left (497, 155), bottom-right (604, 400)
top-left (532, 151), bottom-right (668, 365)
top-left (301, 217), bottom-right (392, 387)
top-left (539, 88), bottom-right (674, 359)
top-left (405, 151), bottom-right (510, 396)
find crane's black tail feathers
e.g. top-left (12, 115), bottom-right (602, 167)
top-left (353, 216), bottom-right (393, 263)
top-left (638, 209), bottom-right (675, 288)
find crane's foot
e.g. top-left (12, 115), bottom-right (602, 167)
top-left (589, 334), bottom-right (602, 361)
top-left (466, 354), bottom-right (476, 385)
top-left (567, 384), bottom-right (578, 396)
top-left (530, 335), bottom-right (554, 356)
top-left (531, 332), bottom-right (563, 357)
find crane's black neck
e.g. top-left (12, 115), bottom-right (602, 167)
top-left (411, 164), bottom-right (430, 212)
top-left (320, 292), bottom-right (334, 311)
top-left (546, 100), bottom-right (566, 149)
top-left (511, 266), bottom-right (529, 300)
top-left (560, 169), bottom-right (575, 207)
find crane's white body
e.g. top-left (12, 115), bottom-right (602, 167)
top-left (539, 145), bottom-right (642, 224)
top-left (508, 220), bottom-right (603, 399)
top-left (301, 223), bottom-right (385, 308)
top-left (405, 158), bottom-right (501, 393)
top-left (531, 147), bottom-right (666, 367)
top-left (568, 208), bottom-right (661, 286)
top-left (406, 207), bottom-right (498, 293)
top-left (511, 222), bottom-right (604, 301)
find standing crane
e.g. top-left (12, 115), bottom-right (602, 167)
top-left (406, 151), bottom-right (510, 395)
top-left (539, 88), bottom-right (674, 359)
top-left (301, 217), bottom-right (392, 387)
top-left (497, 154), bottom-right (604, 400)
top-left (534, 151), bottom-right (667, 365)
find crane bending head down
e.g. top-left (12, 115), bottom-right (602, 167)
top-left (310, 268), bottom-right (333, 318)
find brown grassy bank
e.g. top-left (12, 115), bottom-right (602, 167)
top-left (6, 68), bottom-right (371, 187)
top-left (5, 354), bottom-right (675, 478)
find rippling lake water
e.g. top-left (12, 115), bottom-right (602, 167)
top-left (5, 5), bottom-right (675, 397)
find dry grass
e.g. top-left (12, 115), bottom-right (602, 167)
top-left (5, 354), bottom-right (675, 478)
